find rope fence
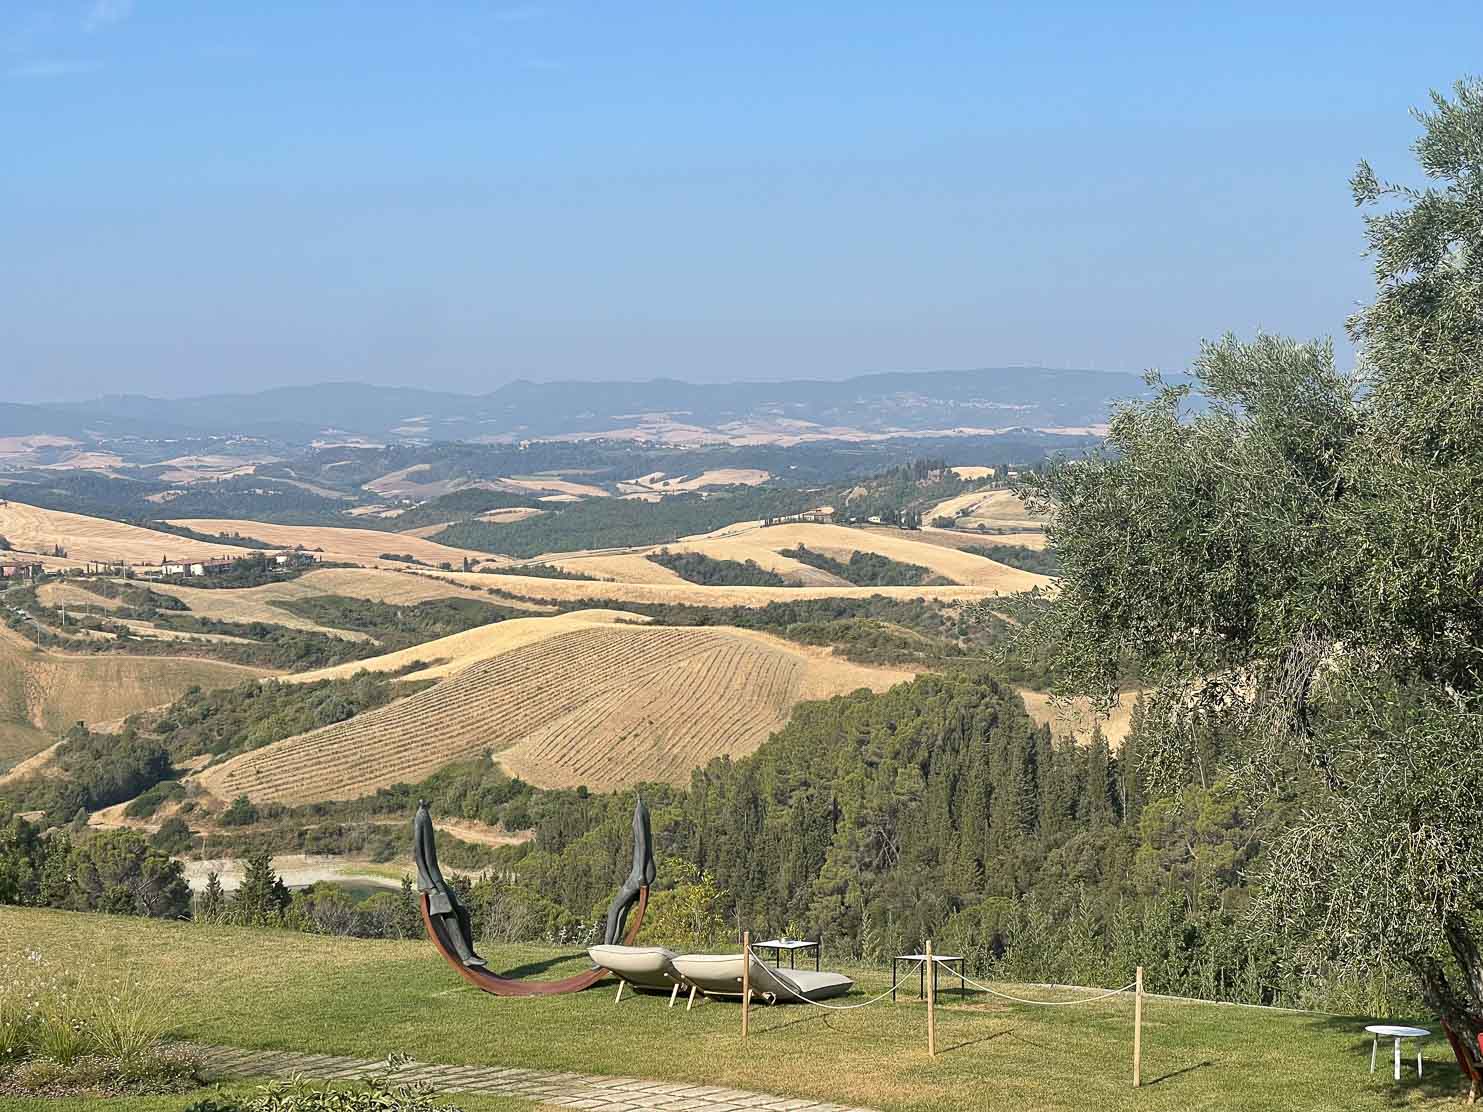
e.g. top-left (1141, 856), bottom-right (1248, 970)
top-left (737, 935), bottom-right (1148, 1087)
top-left (768, 960), bottom-right (927, 1011)
top-left (953, 970), bottom-right (1137, 1006)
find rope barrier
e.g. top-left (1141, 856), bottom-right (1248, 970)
top-left (762, 959), bottom-right (927, 1011)
top-left (742, 958), bottom-right (1132, 1012)
top-left (953, 969), bottom-right (1137, 1006)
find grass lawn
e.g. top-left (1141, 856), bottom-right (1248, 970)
top-left (0, 1084), bottom-right (537, 1112)
top-left (0, 907), bottom-right (1466, 1111)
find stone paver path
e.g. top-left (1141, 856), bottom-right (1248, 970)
top-left (186, 1043), bottom-right (877, 1112)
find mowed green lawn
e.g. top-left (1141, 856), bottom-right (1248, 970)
top-left (0, 1084), bottom-right (536, 1112)
top-left (0, 908), bottom-right (1465, 1111)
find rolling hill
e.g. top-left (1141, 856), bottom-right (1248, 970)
top-left (475, 519), bottom-right (1052, 597)
top-left (163, 518), bottom-right (504, 568)
top-left (8, 368), bottom-right (1146, 442)
top-left (0, 627), bottom-right (271, 773)
top-left (0, 501), bottom-right (256, 569)
top-left (192, 615), bottom-right (912, 801)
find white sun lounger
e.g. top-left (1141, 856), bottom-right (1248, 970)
top-left (588, 944), bottom-right (688, 1006)
top-left (671, 952), bottom-right (854, 1008)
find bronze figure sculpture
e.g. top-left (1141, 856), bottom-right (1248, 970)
top-left (412, 797), bottom-right (655, 996)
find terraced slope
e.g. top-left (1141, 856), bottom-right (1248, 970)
top-left (194, 625), bottom-right (910, 801)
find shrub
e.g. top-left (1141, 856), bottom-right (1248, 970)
top-left (0, 949), bottom-right (194, 1097)
top-left (219, 796), bottom-right (259, 827)
top-left (189, 1057), bottom-right (465, 1111)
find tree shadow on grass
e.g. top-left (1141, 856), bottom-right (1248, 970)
top-left (492, 954), bottom-right (593, 980)
top-left (1143, 1059), bottom-right (1213, 1086)
top-left (940, 1027), bottom-right (1013, 1056)
top-left (752, 1011), bottom-right (839, 1039)
top-left (1301, 1012), bottom-right (1470, 1106)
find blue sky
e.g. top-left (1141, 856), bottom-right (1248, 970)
top-left (3, 1), bottom-right (1479, 402)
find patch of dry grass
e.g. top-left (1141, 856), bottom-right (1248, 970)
top-left (0, 503), bottom-right (256, 568)
top-left (0, 628), bottom-right (270, 737)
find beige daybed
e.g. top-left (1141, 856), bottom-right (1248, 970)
top-left (588, 944), bottom-right (688, 1005)
top-left (671, 952), bottom-right (854, 1008)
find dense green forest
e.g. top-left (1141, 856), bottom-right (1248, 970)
top-left (648, 550), bottom-right (788, 587)
top-left (265, 594), bottom-right (520, 650)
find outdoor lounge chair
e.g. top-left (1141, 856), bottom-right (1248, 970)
top-left (671, 952), bottom-right (853, 1009)
top-left (588, 944), bottom-right (688, 1006)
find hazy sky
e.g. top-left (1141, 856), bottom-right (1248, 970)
top-left (4, 2), bottom-right (1479, 402)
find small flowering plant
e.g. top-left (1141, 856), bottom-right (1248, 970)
top-left (0, 947), bottom-right (174, 1070)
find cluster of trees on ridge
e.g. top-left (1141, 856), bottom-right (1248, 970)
top-left (779, 544), bottom-right (949, 586)
top-left (647, 550), bottom-right (788, 587)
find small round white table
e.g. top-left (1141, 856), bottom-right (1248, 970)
top-left (1365, 1025), bottom-right (1429, 1081)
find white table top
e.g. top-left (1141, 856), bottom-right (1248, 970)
top-left (753, 939), bottom-right (817, 949)
top-left (1365, 1025), bottom-right (1430, 1038)
top-left (897, 953), bottom-right (964, 962)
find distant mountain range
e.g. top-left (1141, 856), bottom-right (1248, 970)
top-left (2, 367), bottom-right (1148, 445)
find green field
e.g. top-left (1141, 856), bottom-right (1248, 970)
top-left (0, 1084), bottom-right (536, 1112)
top-left (0, 908), bottom-right (1465, 1111)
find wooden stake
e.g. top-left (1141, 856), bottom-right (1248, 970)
top-left (742, 930), bottom-right (751, 1040)
top-left (926, 939), bottom-right (937, 1058)
top-left (1133, 966), bottom-right (1144, 1088)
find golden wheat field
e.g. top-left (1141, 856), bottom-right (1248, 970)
top-left (927, 487), bottom-right (1047, 531)
top-left (291, 608), bottom-right (647, 681)
top-left (1016, 688), bottom-right (1139, 748)
top-left (620, 468), bottom-right (771, 493)
top-left (877, 525), bottom-right (1052, 552)
top-left (193, 622), bottom-right (911, 802)
top-left (139, 566), bottom-right (549, 638)
top-left (0, 502), bottom-right (256, 567)
top-left (0, 627), bottom-right (270, 767)
top-left (412, 567), bottom-right (1016, 608)
top-left (36, 582), bottom-right (128, 610)
top-left (163, 518), bottom-right (502, 568)
top-left (540, 552), bottom-right (695, 584)
top-left (497, 476), bottom-right (612, 499)
top-left (663, 521), bottom-right (1047, 589)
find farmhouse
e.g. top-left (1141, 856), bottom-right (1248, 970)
top-left (0, 560), bottom-right (43, 580)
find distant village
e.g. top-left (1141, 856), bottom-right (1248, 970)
top-left (0, 549), bottom-right (316, 583)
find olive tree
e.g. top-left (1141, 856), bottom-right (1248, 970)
top-left (1019, 79), bottom-right (1483, 1085)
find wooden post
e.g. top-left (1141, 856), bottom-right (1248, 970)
top-left (742, 931), bottom-right (751, 1040)
top-left (1133, 965), bottom-right (1144, 1088)
top-left (926, 939), bottom-right (937, 1058)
